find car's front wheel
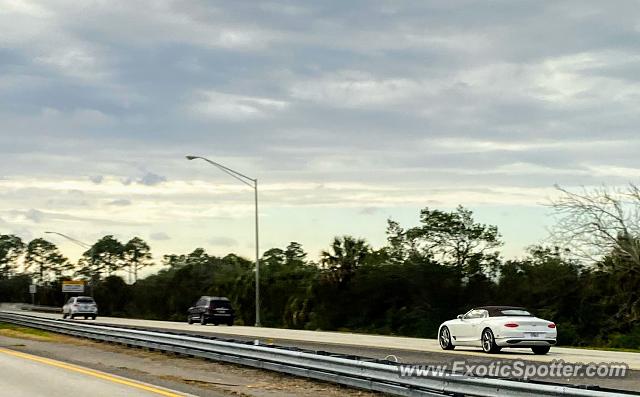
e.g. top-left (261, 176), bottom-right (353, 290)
top-left (439, 326), bottom-right (455, 350)
top-left (481, 328), bottom-right (501, 353)
top-left (531, 346), bottom-right (550, 355)
top-left (187, 315), bottom-right (193, 324)
top-left (200, 315), bottom-right (207, 325)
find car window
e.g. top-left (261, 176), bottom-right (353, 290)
top-left (500, 309), bottom-right (531, 316)
top-left (77, 297), bottom-right (94, 303)
top-left (209, 300), bottom-right (231, 309)
top-left (464, 309), bottom-right (486, 319)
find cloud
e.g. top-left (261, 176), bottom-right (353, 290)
top-left (25, 209), bottom-right (44, 223)
top-left (359, 207), bottom-right (380, 215)
top-left (89, 175), bottom-right (104, 184)
top-left (150, 232), bottom-right (170, 241)
top-left (209, 236), bottom-right (238, 247)
top-left (189, 90), bottom-right (289, 121)
top-left (1, 1), bottom-right (639, 260)
top-left (138, 172), bottom-right (167, 186)
top-left (107, 198), bottom-right (132, 206)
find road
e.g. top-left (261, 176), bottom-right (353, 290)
top-left (0, 346), bottom-right (191, 397)
top-left (7, 309), bottom-right (639, 370)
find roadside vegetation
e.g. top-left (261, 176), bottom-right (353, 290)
top-left (1, 184), bottom-right (639, 350)
top-left (0, 322), bottom-right (53, 340)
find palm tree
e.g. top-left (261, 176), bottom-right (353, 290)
top-left (320, 236), bottom-right (370, 284)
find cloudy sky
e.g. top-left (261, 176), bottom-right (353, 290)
top-left (1, 0), bottom-right (639, 272)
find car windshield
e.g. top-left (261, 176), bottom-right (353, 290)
top-left (77, 298), bottom-right (95, 303)
top-left (500, 309), bottom-right (531, 316)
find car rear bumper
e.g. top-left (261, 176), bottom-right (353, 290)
top-left (204, 313), bottom-right (233, 323)
top-left (496, 337), bottom-right (556, 347)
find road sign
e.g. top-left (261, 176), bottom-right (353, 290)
top-left (29, 284), bottom-right (36, 294)
top-left (62, 280), bottom-right (85, 293)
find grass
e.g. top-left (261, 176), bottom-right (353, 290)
top-left (0, 322), bottom-right (53, 340)
top-left (565, 345), bottom-right (640, 353)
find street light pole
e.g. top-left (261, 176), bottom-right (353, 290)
top-left (185, 155), bottom-right (261, 327)
top-left (44, 231), bottom-right (95, 297)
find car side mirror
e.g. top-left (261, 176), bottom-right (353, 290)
top-left (457, 314), bottom-right (464, 320)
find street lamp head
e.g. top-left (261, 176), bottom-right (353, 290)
top-left (185, 155), bottom-right (199, 160)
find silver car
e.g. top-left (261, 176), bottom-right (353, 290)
top-left (62, 296), bottom-right (98, 320)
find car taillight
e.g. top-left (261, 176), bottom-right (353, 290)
top-left (72, 304), bottom-right (78, 308)
top-left (504, 323), bottom-right (519, 328)
top-left (548, 323), bottom-right (556, 328)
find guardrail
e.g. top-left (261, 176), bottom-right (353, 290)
top-left (0, 311), bottom-right (633, 397)
top-left (17, 304), bottom-right (61, 313)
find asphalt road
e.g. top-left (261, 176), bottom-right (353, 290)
top-left (0, 346), bottom-right (192, 397)
top-left (9, 309), bottom-right (639, 370)
top-left (4, 309), bottom-right (640, 392)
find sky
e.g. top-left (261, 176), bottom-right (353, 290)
top-left (1, 0), bottom-right (639, 275)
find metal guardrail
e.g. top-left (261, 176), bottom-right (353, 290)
top-left (17, 304), bottom-right (62, 313)
top-left (0, 311), bottom-right (634, 397)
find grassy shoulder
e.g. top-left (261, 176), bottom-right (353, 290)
top-left (0, 322), bottom-right (54, 341)
top-left (565, 345), bottom-right (640, 353)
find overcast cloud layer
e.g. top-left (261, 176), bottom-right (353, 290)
top-left (1, 0), bottom-right (639, 267)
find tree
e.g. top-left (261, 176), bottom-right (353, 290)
top-left (549, 184), bottom-right (640, 271)
top-left (81, 235), bottom-right (124, 278)
top-left (162, 254), bottom-right (187, 269)
top-left (123, 237), bottom-right (153, 283)
top-left (404, 205), bottom-right (502, 275)
top-left (0, 234), bottom-right (25, 278)
top-left (385, 219), bottom-right (408, 263)
top-left (320, 236), bottom-right (371, 284)
top-left (24, 238), bottom-right (70, 283)
top-left (262, 248), bottom-right (285, 266)
top-left (284, 242), bottom-right (307, 266)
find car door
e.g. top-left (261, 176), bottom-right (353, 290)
top-left (65, 298), bottom-right (75, 314)
top-left (456, 309), bottom-right (487, 344)
top-left (447, 309), bottom-right (471, 344)
top-left (196, 299), bottom-right (206, 318)
top-left (188, 299), bottom-right (199, 318)
top-left (466, 309), bottom-right (489, 346)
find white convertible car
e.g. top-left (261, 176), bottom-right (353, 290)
top-left (438, 306), bottom-right (557, 354)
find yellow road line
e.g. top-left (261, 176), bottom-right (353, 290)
top-left (0, 347), bottom-right (185, 397)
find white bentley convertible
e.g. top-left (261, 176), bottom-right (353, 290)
top-left (438, 306), bottom-right (557, 354)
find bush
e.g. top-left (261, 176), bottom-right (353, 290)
top-left (608, 326), bottom-right (640, 350)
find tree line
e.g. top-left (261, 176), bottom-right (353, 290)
top-left (1, 184), bottom-right (639, 349)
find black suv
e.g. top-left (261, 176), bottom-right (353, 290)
top-left (187, 296), bottom-right (235, 325)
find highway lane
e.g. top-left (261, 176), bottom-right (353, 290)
top-left (0, 346), bottom-right (191, 397)
top-left (5, 309), bottom-right (640, 370)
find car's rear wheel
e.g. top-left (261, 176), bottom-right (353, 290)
top-left (439, 326), bottom-right (454, 350)
top-left (481, 328), bottom-right (501, 353)
top-left (531, 346), bottom-right (550, 355)
top-left (70, 313), bottom-right (75, 319)
top-left (62, 313), bottom-right (68, 319)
